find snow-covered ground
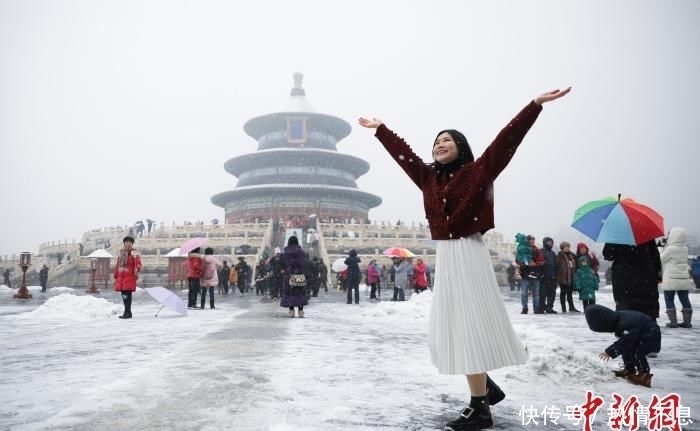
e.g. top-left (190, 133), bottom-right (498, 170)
top-left (0, 283), bottom-right (698, 431)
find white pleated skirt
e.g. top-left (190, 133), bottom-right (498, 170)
top-left (429, 234), bottom-right (528, 374)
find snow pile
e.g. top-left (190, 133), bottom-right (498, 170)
top-left (0, 284), bottom-right (75, 295)
top-left (18, 293), bottom-right (120, 320)
top-left (509, 321), bottom-right (614, 388)
top-left (368, 289), bottom-right (433, 319)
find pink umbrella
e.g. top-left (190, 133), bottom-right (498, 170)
top-left (382, 247), bottom-right (416, 258)
top-left (179, 237), bottom-right (208, 255)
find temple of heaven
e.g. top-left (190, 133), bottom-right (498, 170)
top-left (211, 72), bottom-right (382, 224)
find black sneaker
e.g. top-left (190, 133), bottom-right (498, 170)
top-left (521, 308), bottom-right (528, 314)
top-left (545, 308), bottom-right (558, 314)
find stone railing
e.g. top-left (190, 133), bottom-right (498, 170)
top-left (321, 234), bottom-right (433, 255)
top-left (37, 222), bottom-right (271, 257)
top-left (320, 222), bottom-right (429, 235)
top-left (314, 219), bottom-right (332, 281)
top-left (37, 240), bottom-right (81, 256)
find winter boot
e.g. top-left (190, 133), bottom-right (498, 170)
top-left (444, 395), bottom-right (493, 431)
top-left (125, 293), bottom-right (133, 318)
top-left (119, 293), bottom-right (132, 319)
top-left (613, 367), bottom-right (635, 378)
top-left (679, 308), bottom-right (693, 328)
top-left (626, 372), bottom-right (653, 388)
top-left (298, 309), bottom-right (304, 318)
top-left (486, 375), bottom-right (505, 405)
top-left (665, 309), bottom-right (679, 328)
top-left (568, 300), bottom-right (580, 312)
top-left (288, 309), bottom-right (295, 318)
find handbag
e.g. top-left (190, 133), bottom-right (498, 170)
top-left (289, 273), bottom-right (307, 287)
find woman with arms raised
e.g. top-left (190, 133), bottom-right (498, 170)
top-left (358, 87), bottom-right (571, 430)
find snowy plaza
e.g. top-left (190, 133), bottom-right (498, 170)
top-left (1, 284), bottom-right (698, 431)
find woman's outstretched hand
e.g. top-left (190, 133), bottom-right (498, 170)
top-left (533, 87), bottom-right (572, 105)
top-left (358, 117), bottom-right (384, 129)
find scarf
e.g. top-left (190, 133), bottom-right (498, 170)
top-left (119, 249), bottom-right (131, 269)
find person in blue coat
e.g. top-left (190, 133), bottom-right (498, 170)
top-left (691, 256), bottom-right (700, 290)
top-left (585, 304), bottom-right (661, 388)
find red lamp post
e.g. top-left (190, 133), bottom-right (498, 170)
top-left (13, 252), bottom-right (33, 299)
top-left (86, 258), bottom-right (100, 294)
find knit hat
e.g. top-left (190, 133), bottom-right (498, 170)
top-left (577, 242), bottom-right (589, 253)
top-left (559, 241), bottom-right (571, 250)
top-left (527, 235), bottom-right (535, 240)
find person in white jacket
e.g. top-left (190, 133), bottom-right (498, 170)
top-left (660, 227), bottom-right (693, 328)
top-left (201, 247), bottom-right (223, 309)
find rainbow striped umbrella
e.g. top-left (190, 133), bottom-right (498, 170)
top-left (571, 195), bottom-right (664, 245)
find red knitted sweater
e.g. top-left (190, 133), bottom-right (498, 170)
top-left (374, 101), bottom-right (543, 240)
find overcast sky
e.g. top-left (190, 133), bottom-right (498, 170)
top-left (1, 0), bottom-right (699, 257)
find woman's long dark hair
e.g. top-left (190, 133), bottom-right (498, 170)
top-left (429, 129), bottom-right (474, 172)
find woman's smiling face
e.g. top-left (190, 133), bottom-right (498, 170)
top-left (432, 132), bottom-right (459, 164)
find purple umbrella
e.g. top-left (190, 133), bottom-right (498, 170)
top-left (145, 287), bottom-right (187, 317)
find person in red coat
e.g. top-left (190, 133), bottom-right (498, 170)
top-left (413, 258), bottom-right (429, 294)
top-left (186, 247), bottom-right (204, 309)
top-left (359, 87), bottom-right (571, 431)
top-left (367, 259), bottom-right (380, 299)
top-left (114, 236), bottom-right (142, 319)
